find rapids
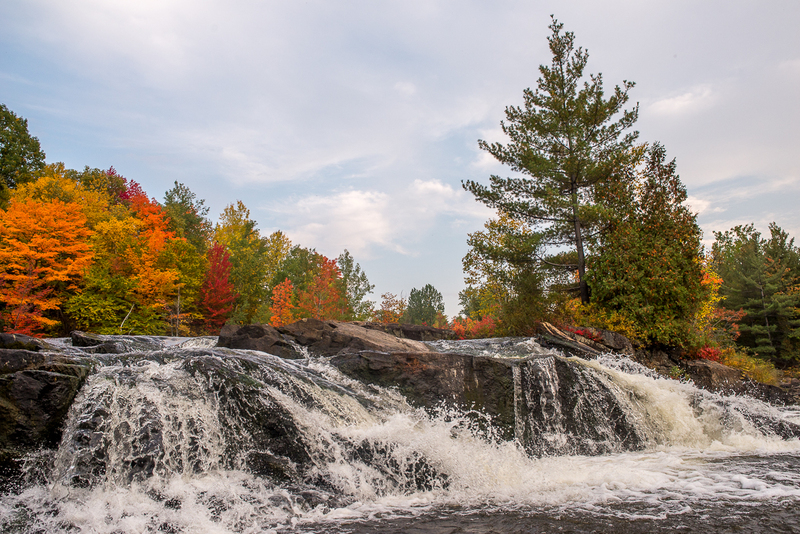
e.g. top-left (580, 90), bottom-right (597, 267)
top-left (2, 337), bottom-right (800, 533)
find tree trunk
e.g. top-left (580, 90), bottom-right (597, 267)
top-left (571, 190), bottom-right (589, 304)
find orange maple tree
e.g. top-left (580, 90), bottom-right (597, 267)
top-left (269, 278), bottom-right (295, 327)
top-left (0, 198), bottom-right (94, 334)
top-left (375, 292), bottom-right (406, 324)
top-left (295, 256), bottom-right (345, 320)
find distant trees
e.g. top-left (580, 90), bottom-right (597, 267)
top-left (711, 223), bottom-right (800, 365)
top-left (405, 284), bottom-right (446, 326)
top-left (1, 104), bottom-right (46, 207)
top-left (0, 104), bottom-right (388, 337)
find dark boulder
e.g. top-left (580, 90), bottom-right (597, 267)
top-left (0, 349), bottom-right (95, 475)
top-left (218, 323), bottom-right (301, 359)
top-left (331, 351), bottom-right (516, 439)
top-left (70, 331), bottom-right (165, 353)
top-left (0, 333), bottom-right (58, 352)
top-left (681, 359), bottom-right (742, 393)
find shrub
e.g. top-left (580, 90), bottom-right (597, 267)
top-left (451, 315), bottom-right (498, 339)
top-left (719, 347), bottom-right (779, 385)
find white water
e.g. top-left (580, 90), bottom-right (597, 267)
top-left (2, 339), bottom-right (800, 533)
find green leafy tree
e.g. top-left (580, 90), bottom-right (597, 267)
top-left (214, 201), bottom-right (269, 324)
top-left (162, 181), bottom-right (213, 254)
top-left (1, 104), bottom-right (46, 206)
top-left (463, 17), bottom-right (639, 303)
top-left (711, 223), bottom-right (800, 364)
top-left (588, 143), bottom-right (705, 346)
top-left (405, 284), bottom-right (445, 326)
top-left (337, 249), bottom-right (375, 321)
top-left (270, 246), bottom-right (322, 295)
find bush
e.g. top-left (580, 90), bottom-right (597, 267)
top-left (719, 347), bottom-right (779, 385)
top-left (451, 316), bottom-right (498, 339)
top-left (563, 299), bottom-right (642, 344)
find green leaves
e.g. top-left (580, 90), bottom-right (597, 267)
top-left (0, 104), bottom-right (46, 206)
top-left (712, 223), bottom-right (800, 364)
top-left (464, 17), bottom-right (639, 303)
top-left (588, 143), bottom-right (704, 347)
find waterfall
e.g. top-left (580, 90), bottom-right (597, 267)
top-left (2, 337), bottom-right (800, 533)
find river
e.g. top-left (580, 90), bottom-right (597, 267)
top-left (2, 337), bottom-right (799, 533)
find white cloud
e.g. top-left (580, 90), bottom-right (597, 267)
top-left (394, 81), bottom-right (417, 97)
top-left (270, 180), bottom-right (491, 260)
top-left (648, 84), bottom-right (716, 116)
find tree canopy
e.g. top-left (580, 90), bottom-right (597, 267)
top-left (463, 17), bottom-right (639, 304)
top-left (0, 104), bottom-right (46, 206)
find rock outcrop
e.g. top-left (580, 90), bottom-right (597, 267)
top-left (0, 348), bottom-right (95, 476)
top-left (218, 319), bottom-right (432, 358)
top-left (331, 351), bottom-right (516, 438)
top-left (356, 322), bottom-right (456, 341)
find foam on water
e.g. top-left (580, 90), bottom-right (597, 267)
top-left (2, 338), bottom-right (800, 533)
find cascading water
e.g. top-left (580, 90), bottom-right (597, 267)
top-left (2, 337), bottom-right (800, 533)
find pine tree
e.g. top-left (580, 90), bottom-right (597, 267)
top-left (712, 223), bottom-right (800, 363)
top-left (463, 17), bottom-right (638, 303)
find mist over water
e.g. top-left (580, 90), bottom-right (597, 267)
top-left (2, 338), bottom-right (800, 533)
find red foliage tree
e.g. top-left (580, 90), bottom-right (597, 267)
top-left (197, 242), bottom-right (238, 333)
top-left (295, 256), bottom-right (345, 320)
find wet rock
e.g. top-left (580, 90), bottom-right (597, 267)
top-left (331, 350), bottom-right (648, 455)
top-left (515, 356), bottom-right (647, 456)
top-left (70, 331), bottom-right (106, 347)
top-left (0, 349), bottom-right (94, 468)
top-left (70, 331), bottom-right (165, 353)
top-left (217, 323), bottom-right (302, 358)
top-left (633, 347), bottom-right (683, 376)
top-left (332, 351), bottom-right (516, 440)
top-left (0, 333), bottom-right (58, 352)
top-left (681, 359), bottom-right (742, 393)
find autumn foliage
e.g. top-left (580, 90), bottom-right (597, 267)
top-left (197, 242), bottom-right (237, 333)
top-left (269, 278), bottom-right (295, 327)
top-left (0, 197), bottom-right (93, 334)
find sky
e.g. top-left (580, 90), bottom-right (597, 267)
top-left (2, 0), bottom-right (799, 316)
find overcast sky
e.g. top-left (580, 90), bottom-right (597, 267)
top-left (2, 0), bottom-right (799, 316)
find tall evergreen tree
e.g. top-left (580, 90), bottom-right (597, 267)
top-left (712, 223), bottom-right (800, 364)
top-left (463, 17), bottom-right (639, 303)
top-left (589, 143), bottom-right (705, 346)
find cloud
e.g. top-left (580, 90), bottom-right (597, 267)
top-left (648, 85), bottom-right (716, 116)
top-left (269, 179), bottom-right (491, 260)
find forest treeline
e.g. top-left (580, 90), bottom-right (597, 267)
top-left (0, 105), bottom-right (450, 336)
top-left (2, 17), bottom-right (799, 374)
